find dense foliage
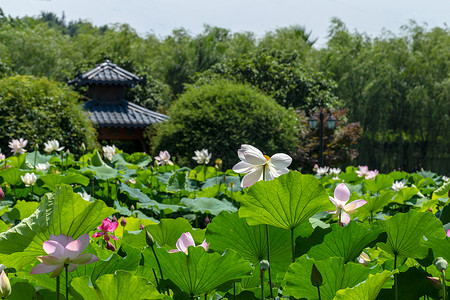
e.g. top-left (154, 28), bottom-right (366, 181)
top-left (151, 80), bottom-right (301, 167)
top-left (0, 75), bottom-right (97, 153)
top-left (0, 146), bottom-right (448, 299)
top-left (0, 10), bottom-right (448, 173)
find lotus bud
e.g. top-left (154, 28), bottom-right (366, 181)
top-left (66, 149), bottom-right (70, 155)
top-left (112, 216), bottom-right (117, 222)
top-left (259, 260), bottom-right (270, 272)
top-left (0, 270), bottom-right (11, 298)
top-left (0, 187), bottom-right (4, 201)
top-left (81, 143), bottom-right (86, 151)
top-left (435, 257), bottom-right (448, 273)
top-left (311, 263), bottom-right (323, 287)
top-left (145, 230), bottom-right (155, 247)
top-left (120, 217), bottom-right (127, 227)
top-left (106, 241), bottom-right (116, 252)
top-left (140, 224), bottom-right (144, 230)
top-left (34, 143), bottom-right (39, 150)
top-left (204, 216), bottom-right (211, 226)
top-left (130, 205), bottom-right (135, 212)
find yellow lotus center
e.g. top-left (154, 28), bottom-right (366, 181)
top-left (263, 155), bottom-right (270, 162)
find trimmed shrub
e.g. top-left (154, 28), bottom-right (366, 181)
top-left (151, 79), bottom-right (302, 167)
top-left (0, 75), bottom-right (97, 154)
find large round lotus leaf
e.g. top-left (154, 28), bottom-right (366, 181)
top-left (143, 246), bottom-right (252, 296)
top-left (0, 184), bottom-right (115, 270)
top-left (70, 271), bottom-right (164, 299)
top-left (376, 210), bottom-right (446, 259)
top-left (238, 171), bottom-right (333, 229)
top-left (282, 256), bottom-right (382, 300)
top-left (333, 270), bottom-right (395, 300)
top-left (206, 211), bottom-right (313, 277)
top-left (421, 235), bottom-right (450, 264)
top-left (307, 221), bottom-right (385, 263)
top-left (181, 197), bottom-right (237, 215)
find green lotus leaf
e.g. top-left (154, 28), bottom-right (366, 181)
top-left (25, 151), bottom-right (52, 168)
top-left (0, 167), bottom-right (23, 186)
top-left (7, 200), bottom-right (39, 220)
top-left (4, 153), bottom-right (26, 169)
top-left (393, 186), bottom-right (420, 204)
top-left (354, 190), bottom-right (394, 220)
top-left (333, 270), bottom-right (395, 300)
top-left (282, 256), bottom-right (382, 299)
top-left (363, 174), bottom-right (394, 193)
top-left (166, 170), bottom-right (195, 192)
top-left (188, 165), bottom-right (218, 182)
top-left (421, 235), bottom-right (450, 264)
top-left (0, 184), bottom-right (116, 270)
top-left (85, 165), bottom-right (119, 181)
top-left (206, 212), bottom-right (313, 277)
top-left (201, 175), bottom-right (242, 190)
top-left (307, 222), bottom-right (385, 263)
top-left (376, 210), bottom-right (446, 260)
top-left (144, 246), bottom-right (252, 296)
top-left (39, 172), bottom-right (89, 189)
top-left (70, 271), bottom-right (164, 299)
top-left (238, 171), bottom-right (333, 229)
top-left (90, 149), bottom-right (107, 167)
top-left (181, 197), bottom-right (237, 215)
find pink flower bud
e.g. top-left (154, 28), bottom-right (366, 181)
top-left (120, 217), bottom-right (127, 227)
top-left (0, 187), bottom-right (4, 201)
top-left (106, 241), bottom-right (116, 252)
top-left (140, 224), bottom-right (144, 230)
top-left (112, 216), bottom-right (117, 222)
top-left (204, 216), bottom-right (211, 225)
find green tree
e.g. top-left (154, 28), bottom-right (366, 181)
top-left (195, 49), bottom-right (340, 110)
top-left (151, 79), bottom-right (302, 167)
top-left (0, 75), bottom-right (97, 154)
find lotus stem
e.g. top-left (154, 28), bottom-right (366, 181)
top-left (151, 245), bottom-right (165, 293)
top-left (233, 282), bottom-right (236, 300)
top-left (56, 275), bottom-right (60, 300)
top-left (317, 286), bottom-right (321, 300)
top-left (260, 268), bottom-right (264, 300)
top-left (152, 268), bottom-right (160, 293)
top-left (65, 264), bottom-right (69, 300)
top-left (442, 270), bottom-right (447, 300)
top-left (291, 228), bottom-right (295, 263)
top-left (394, 253), bottom-right (398, 300)
top-left (265, 224), bottom-right (274, 299)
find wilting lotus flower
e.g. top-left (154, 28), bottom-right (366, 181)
top-left (154, 150), bottom-right (174, 166)
top-left (43, 140), bottom-right (64, 153)
top-left (21, 173), bottom-right (37, 187)
top-left (392, 181), bottom-right (405, 192)
top-left (192, 149), bottom-right (212, 165)
top-left (328, 183), bottom-right (367, 226)
top-left (30, 233), bottom-right (98, 278)
top-left (92, 218), bottom-right (118, 241)
top-left (102, 145), bottom-right (117, 161)
top-left (169, 232), bottom-right (208, 254)
top-left (232, 144), bottom-right (292, 187)
top-left (9, 138), bottom-right (28, 154)
top-left (0, 269), bottom-right (11, 298)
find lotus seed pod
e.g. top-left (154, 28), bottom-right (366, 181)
top-left (434, 257), bottom-right (448, 273)
top-left (259, 260), bottom-right (270, 271)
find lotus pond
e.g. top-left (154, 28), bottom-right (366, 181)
top-left (0, 144), bottom-right (449, 300)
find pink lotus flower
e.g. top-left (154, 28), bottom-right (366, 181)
top-left (92, 218), bottom-right (118, 241)
top-left (232, 144), bottom-right (292, 187)
top-left (30, 234), bottom-right (98, 278)
top-left (365, 170), bottom-right (379, 180)
top-left (328, 183), bottom-right (367, 226)
top-left (447, 229), bottom-right (450, 237)
top-left (169, 232), bottom-right (209, 254)
top-left (355, 166), bottom-right (369, 177)
top-left (8, 138), bottom-right (28, 155)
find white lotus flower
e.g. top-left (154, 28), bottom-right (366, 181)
top-left (316, 166), bottom-right (329, 176)
top-left (102, 145), bottom-right (117, 161)
top-left (192, 149), bottom-right (212, 165)
top-left (77, 191), bottom-right (91, 202)
top-left (443, 176), bottom-right (449, 182)
top-left (392, 181), bottom-right (405, 192)
top-left (21, 172), bottom-right (37, 187)
top-left (0, 153), bottom-right (5, 161)
top-left (36, 162), bottom-right (51, 171)
top-left (9, 138), bottom-right (28, 154)
top-left (44, 140), bottom-right (64, 153)
top-left (155, 150), bottom-right (174, 166)
top-left (330, 168), bottom-right (341, 176)
top-left (232, 144), bottom-right (292, 187)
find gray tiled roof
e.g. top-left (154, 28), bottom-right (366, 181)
top-left (83, 100), bottom-right (168, 128)
top-left (68, 60), bottom-right (144, 86)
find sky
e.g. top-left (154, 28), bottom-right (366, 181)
top-left (0, 0), bottom-right (449, 47)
